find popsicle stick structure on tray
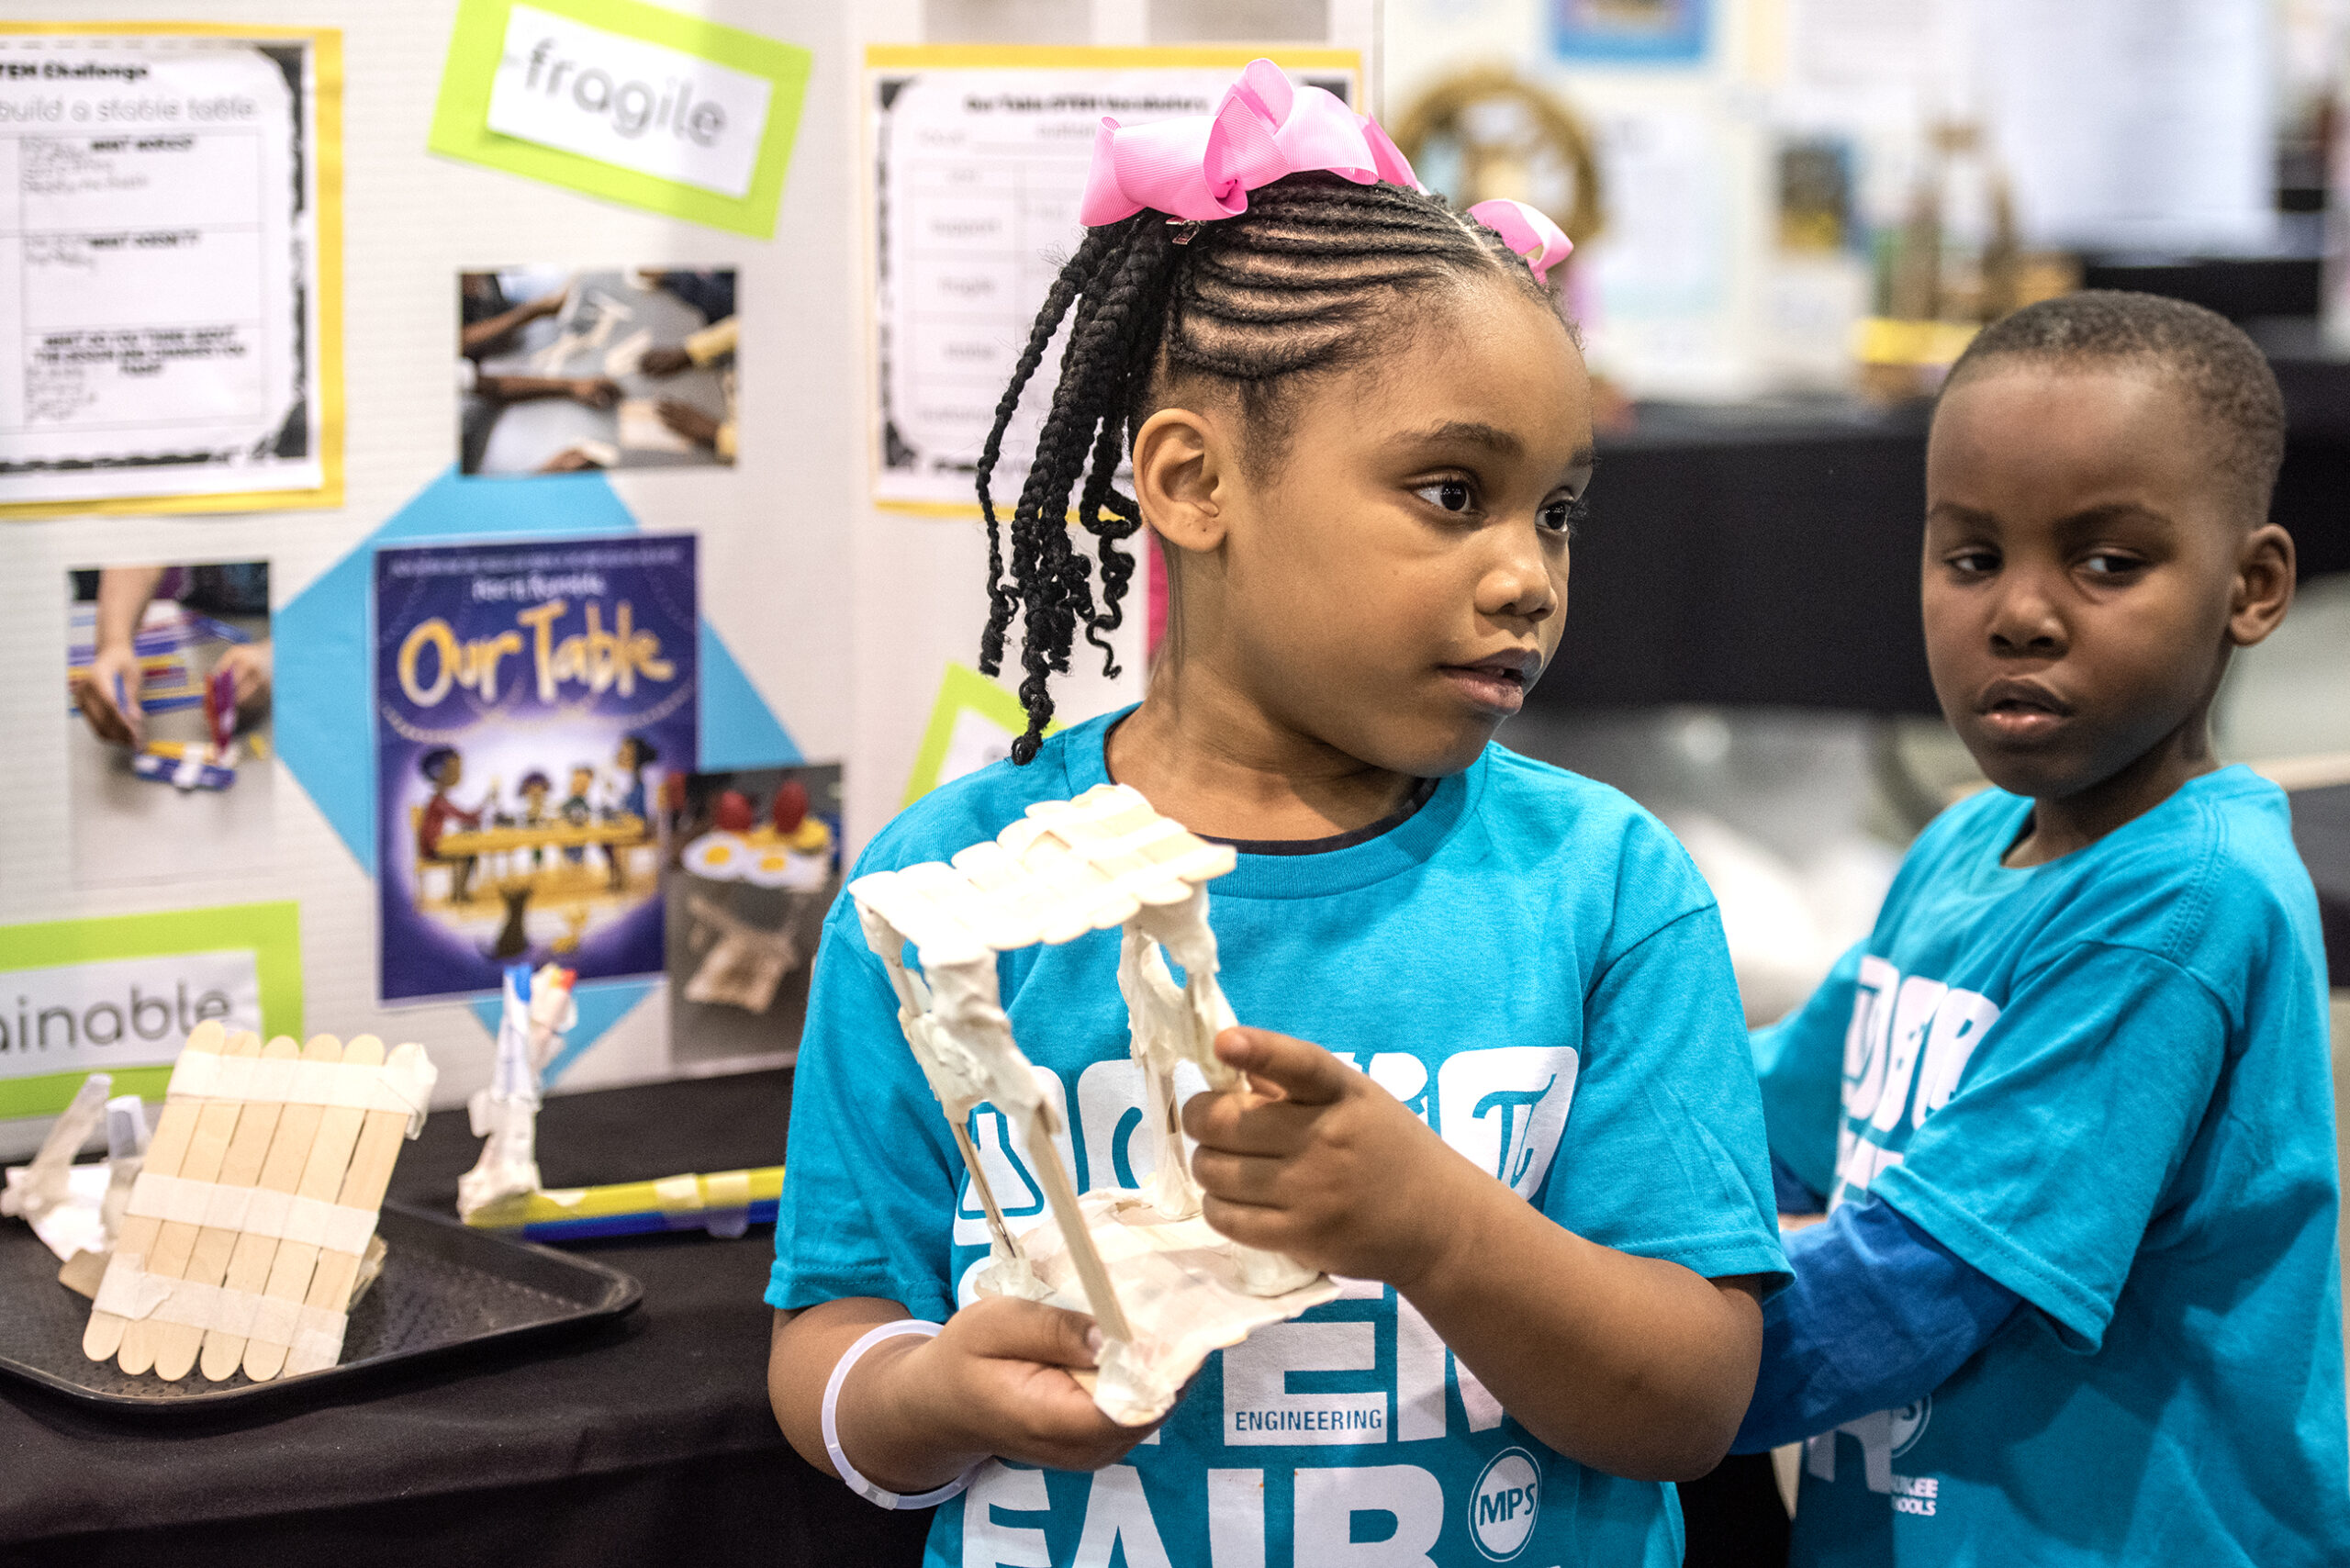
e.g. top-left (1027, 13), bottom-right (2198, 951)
top-left (849, 783), bottom-right (1338, 1427)
top-left (84, 1020), bottom-right (437, 1383)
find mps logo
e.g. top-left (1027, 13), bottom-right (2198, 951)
top-left (1470, 1446), bottom-right (1541, 1560)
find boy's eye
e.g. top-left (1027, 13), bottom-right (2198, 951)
top-left (1946, 548), bottom-right (1999, 576)
top-left (2080, 551), bottom-right (2143, 577)
top-left (1415, 478), bottom-right (1474, 514)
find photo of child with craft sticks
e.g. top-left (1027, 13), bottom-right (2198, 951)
top-left (63, 564), bottom-right (275, 888)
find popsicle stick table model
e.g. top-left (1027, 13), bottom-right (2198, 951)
top-left (86, 1020), bottom-right (439, 1383)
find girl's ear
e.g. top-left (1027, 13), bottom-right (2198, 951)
top-left (1132, 406), bottom-right (1231, 552)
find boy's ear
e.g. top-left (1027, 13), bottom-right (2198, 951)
top-left (2228, 522), bottom-right (2297, 648)
top-left (1132, 407), bottom-right (1231, 553)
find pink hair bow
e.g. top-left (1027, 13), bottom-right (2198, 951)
top-left (1466, 198), bottom-right (1573, 285)
top-left (1079, 57), bottom-right (1421, 227)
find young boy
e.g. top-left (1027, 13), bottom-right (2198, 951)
top-left (1739, 291), bottom-right (2349, 1563)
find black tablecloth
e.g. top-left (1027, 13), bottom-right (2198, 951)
top-left (0, 1070), bottom-right (932, 1568)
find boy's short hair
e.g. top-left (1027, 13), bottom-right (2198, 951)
top-left (420, 746), bottom-right (458, 784)
top-left (1943, 290), bottom-right (2286, 524)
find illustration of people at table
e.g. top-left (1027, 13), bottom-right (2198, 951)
top-left (417, 746), bottom-right (486, 903)
top-left (559, 766), bottom-right (596, 867)
top-left (514, 770), bottom-right (554, 868)
top-left (610, 734), bottom-right (658, 890)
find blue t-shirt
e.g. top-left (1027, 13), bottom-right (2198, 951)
top-left (1753, 767), bottom-right (2350, 1565)
top-left (771, 712), bottom-right (1787, 1568)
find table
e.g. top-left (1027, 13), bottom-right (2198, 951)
top-left (0, 1070), bottom-right (932, 1568)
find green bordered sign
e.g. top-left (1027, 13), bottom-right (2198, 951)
top-left (429, 0), bottom-right (811, 238)
top-left (0, 902), bottom-right (302, 1121)
top-left (902, 663), bottom-right (1060, 808)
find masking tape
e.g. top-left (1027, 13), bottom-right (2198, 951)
top-left (290, 1059), bottom-right (337, 1104)
top-left (285, 1305), bottom-right (350, 1374)
top-left (654, 1174), bottom-right (701, 1214)
top-left (251, 1055), bottom-right (298, 1102)
top-left (170, 1053), bottom-right (437, 1129)
top-left (251, 1294), bottom-right (301, 1346)
top-left (90, 1259), bottom-right (350, 1359)
top-left (703, 1169), bottom-right (753, 1211)
top-left (244, 1187), bottom-right (292, 1236)
top-left (94, 1252), bottom-right (173, 1320)
top-left (125, 1172), bottom-right (376, 1250)
top-left (167, 1052), bottom-right (220, 1100)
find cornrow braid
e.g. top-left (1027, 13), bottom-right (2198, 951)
top-left (974, 172), bottom-right (1551, 763)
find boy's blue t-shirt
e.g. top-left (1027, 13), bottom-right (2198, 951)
top-left (772, 712), bottom-right (1788, 1568)
top-left (1752, 767), bottom-right (2350, 1566)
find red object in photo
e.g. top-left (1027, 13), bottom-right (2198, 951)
top-left (204, 665), bottom-right (237, 753)
top-left (660, 771), bottom-right (688, 814)
top-left (771, 778), bottom-right (809, 834)
top-left (715, 790), bottom-right (755, 832)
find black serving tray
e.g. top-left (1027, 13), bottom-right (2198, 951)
top-left (0, 1202), bottom-right (641, 1412)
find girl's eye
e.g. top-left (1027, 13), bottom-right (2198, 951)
top-left (1539, 497), bottom-right (1583, 535)
top-left (1947, 549), bottom-right (1998, 576)
top-left (2081, 552), bottom-right (2143, 577)
top-left (1415, 478), bottom-right (1474, 514)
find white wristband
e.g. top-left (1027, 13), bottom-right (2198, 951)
top-left (821, 1319), bottom-right (977, 1510)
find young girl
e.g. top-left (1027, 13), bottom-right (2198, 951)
top-left (768, 63), bottom-right (1785, 1567)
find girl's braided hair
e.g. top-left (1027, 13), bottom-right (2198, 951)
top-left (975, 172), bottom-right (1553, 763)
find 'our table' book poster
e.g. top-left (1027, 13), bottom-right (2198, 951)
top-left (373, 535), bottom-right (696, 1002)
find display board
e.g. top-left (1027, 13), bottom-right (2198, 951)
top-left (0, 1), bottom-right (1377, 1158)
top-left (865, 45), bottom-right (1359, 513)
top-left (0, 23), bottom-right (342, 518)
top-left (0, 0), bottom-right (858, 1159)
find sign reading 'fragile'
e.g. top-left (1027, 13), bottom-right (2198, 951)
top-left (429, 0), bottom-right (811, 238)
top-left (486, 5), bottom-right (772, 198)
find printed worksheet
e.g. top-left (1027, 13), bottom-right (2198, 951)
top-left (866, 52), bottom-right (1355, 510)
top-left (0, 33), bottom-right (327, 507)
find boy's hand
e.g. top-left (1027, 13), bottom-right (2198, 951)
top-left (864, 1295), bottom-right (1161, 1475)
top-left (1183, 1026), bottom-right (1473, 1289)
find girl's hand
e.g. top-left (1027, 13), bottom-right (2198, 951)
top-left (850, 1296), bottom-right (1161, 1482)
top-left (1182, 1026), bottom-right (1478, 1289)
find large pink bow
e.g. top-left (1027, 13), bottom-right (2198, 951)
top-left (1466, 198), bottom-right (1573, 285)
top-left (1079, 58), bottom-right (1421, 227)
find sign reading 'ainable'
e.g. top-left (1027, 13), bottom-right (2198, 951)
top-left (487, 4), bottom-right (771, 198)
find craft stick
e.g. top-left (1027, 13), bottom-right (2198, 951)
top-left (285, 1042), bottom-right (427, 1376)
top-left (244, 1036), bottom-right (379, 1383)
top-left (1024, 1120), bottom-right (1131, 1344)
top-left (84, 1021), bottom-right (225, 1362)
top-left (201, 1033), bottom-right (341, 1381)
top-left (948, 1117), bottom-right (1025, 1267)
top-left (118, 1030), bottom-right (263, 1374)
top-left (150, 1035), bottom-right (298, 1381)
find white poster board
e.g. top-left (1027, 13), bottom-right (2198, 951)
top-left (865, 48), bottom-right (1358, 512)
top-left (0, 31), bottom-right (329, 508)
